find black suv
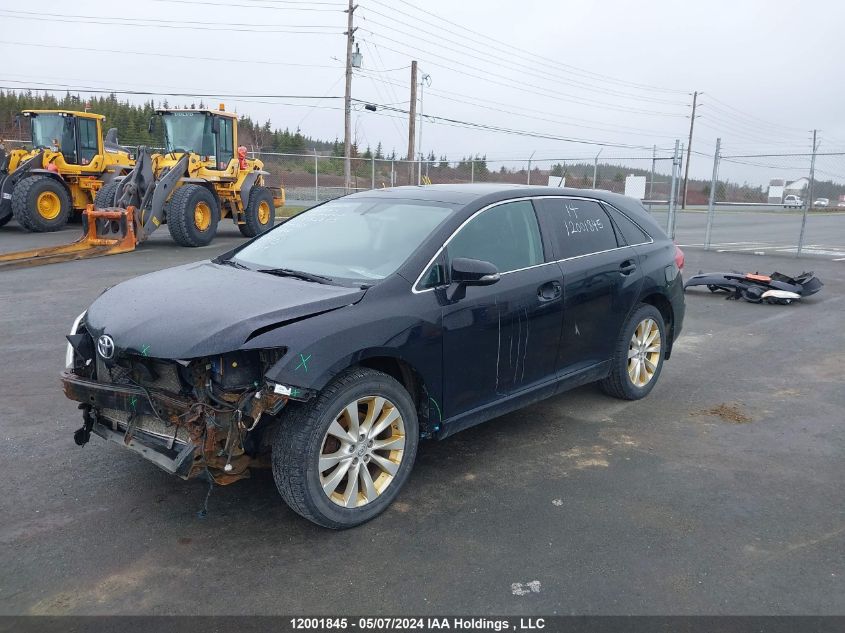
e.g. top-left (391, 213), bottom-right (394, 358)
top-left (63, 184), bottom-right (685, 528)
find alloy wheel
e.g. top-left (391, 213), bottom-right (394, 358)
top-left (318, 396), bottom-right (406, 508)
top-left (627, 318), bottom-right (661, 387)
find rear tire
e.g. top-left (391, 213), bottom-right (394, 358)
top-left (239, 186), bottom-right (275, 237)
top-left (272, 367), bottom-right (419, 529)
top-left (600, 303), bottom-right (666, 400)
top-left (11, 175), bottom-right (71, 232)
top-left (166, 184), bottom-right (219, 247)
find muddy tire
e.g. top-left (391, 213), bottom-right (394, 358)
top-left (239, 186), bottom-right (275, 238)
top-left (11, 175), bottom-right (71, 232)
top-left (166, 184), bottom-right (219, 247)
top-left (600, 303), bottom-right (666, 401)
top-left (94, 180), bottom-right (121, 209)
top-left (272, 367), bottom-right (419, 529)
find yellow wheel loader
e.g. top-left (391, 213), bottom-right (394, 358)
top-left (0, 110), bottom-right (134, 232)
top-left (0, 105), bottom-right (284, 269)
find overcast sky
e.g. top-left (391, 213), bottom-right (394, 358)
top-left (1, 0), bottom-right (844, 184)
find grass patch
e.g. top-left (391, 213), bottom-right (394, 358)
top-left (275, 205), bottom-right (307, 219)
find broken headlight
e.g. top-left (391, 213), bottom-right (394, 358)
top-left (65, 311), bottom-right (87, 369)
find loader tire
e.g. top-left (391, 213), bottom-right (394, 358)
top-left (94, 180), bottom-right (121, 209)
top-left (239, 186), bottom-right (275, 237)
top-left (167, 185), bottom-right (220, 247)
top-left (11, 175), bottom-right (71, 232)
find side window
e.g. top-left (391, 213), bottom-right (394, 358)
top-left (60, 117), bottom-right (78, 164)
top-left (419, 256), bottom-right (446, 289)
top-left (603, 204), bottom-right (650, 245)
top-left (78, 118), bottom-right (98, 165)
top-left (217, 117), bottom-right (234, 169)
top-left (447, 200), bottom-right (543, 273)
top-left (536, 198), bottom-right (618, 258)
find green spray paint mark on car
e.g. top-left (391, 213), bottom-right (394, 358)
top-left (295, 353), bottom-right (311, 372)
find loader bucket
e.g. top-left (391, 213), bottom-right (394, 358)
top-left (0, 205), bottom-right (139, 271)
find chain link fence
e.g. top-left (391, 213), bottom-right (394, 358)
top-left (684, 145), bottom-right (845, 257)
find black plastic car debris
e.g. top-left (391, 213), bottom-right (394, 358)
top-left (684, 271), bottom-right (823, 304)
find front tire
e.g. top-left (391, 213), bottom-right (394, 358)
top-left (94, 180), bottom-right (121, 209)
top-left (166, 184), bottom-right (220, 247)
top-left (601, 304), bottom-right (666, 400)
top-left (272, 367), bottom-right (419, 529)
top-left (239, 186), bottom-right (275, 237)
top-left (11, 175), bottom-right (72, 232)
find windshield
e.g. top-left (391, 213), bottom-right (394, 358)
top-left (233, 198), bottom-right (457, 283)
top-left (162, 112), bottom-right (214, 155)
top-left (31, 114), bottom-right (74, 151)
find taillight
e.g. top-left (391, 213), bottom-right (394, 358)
top-left (674, 244), bottom-right (685, 271)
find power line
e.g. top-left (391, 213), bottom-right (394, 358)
top-left (351, 98), bottom-right (668, 151)
top-left (372, 0), bottom-right (689, 95)
top-left (358, 7), bottom-right (689, 106)
top-left (353, 68), bottom-right (684, 139)
top-left (358, 36), bottom-right (688, 119)
top-left (148, 0), bottom-right (342, 10)
top-left (0, 80), bottom-right (343, 100)
top-left (0, 10), bottom-right (341, 33)
top-left (0, 42), bottom-right (344, 69)
top-left (705, 94), bottom-right (808, 134)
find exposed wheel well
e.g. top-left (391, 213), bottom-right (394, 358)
top-left (357, 356), bottom-right (435, 436)
top-left (640, 292), bottom-right (675, 357)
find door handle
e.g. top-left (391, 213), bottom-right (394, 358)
top-left (538, 280), bottom-right (562, 301)
top-left (619, 259), bottom-right (637, 275)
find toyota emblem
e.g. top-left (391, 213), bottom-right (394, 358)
top-left (97, 335), bottom-right (115, 360)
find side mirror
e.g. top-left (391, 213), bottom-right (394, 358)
top-left (148, 116), bottom-right (155, 134)
top-left (446, 257), bottom-right (499, 301)
top-left (451, 257), bottom-right (500, 286)
top-left (211, 116), bottom-right (220, 133)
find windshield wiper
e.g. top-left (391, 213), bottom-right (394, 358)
top-left (257, 268), bottom-right (334, 284)
top-left (215, 257), bottom-right (251, 270)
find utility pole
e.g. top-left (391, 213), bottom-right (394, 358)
top-left (343, 0), bottom-right (356, 193)
top-left (797, 129), bottom-right (818, 255)
top-left (407, 60), bottom-right (418, 184)
top-left (682, 90), bottom-right (698, 209)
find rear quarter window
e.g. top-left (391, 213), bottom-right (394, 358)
top-left (603, 204), bottom-right (651, 245)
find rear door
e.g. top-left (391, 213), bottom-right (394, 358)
top-left (535, 197), bottom-right (643, 375)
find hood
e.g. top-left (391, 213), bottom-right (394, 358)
top-left (85, 261), bottom-right (366, 359)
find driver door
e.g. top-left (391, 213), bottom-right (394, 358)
top-left (440, 200), bottom-right (563, 420)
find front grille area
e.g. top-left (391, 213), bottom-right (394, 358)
top-left (100, 407), bottom-right (192, 447)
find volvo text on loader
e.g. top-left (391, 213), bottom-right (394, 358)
top-left (0, 110), bottom-right (134, 232)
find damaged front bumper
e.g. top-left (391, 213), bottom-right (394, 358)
top-left (62, 371), bottom-right (200, 477)
top-left (61, 369), bottom-right (294, 484)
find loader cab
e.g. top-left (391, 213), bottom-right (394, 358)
top-left (24, 111), bottom-right (102, 168)
top-left (159, 110), bottom-right (235, 172)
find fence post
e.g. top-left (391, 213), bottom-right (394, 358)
top-left (704, 138), bottom-right (721, 251)
top-left (314, 151), bottom-right (319, 202)
top-left (471, 160), bottom-right (475, 183)
top-left (648, 144), bottom-right (656, 203)
top-left (667, 139), bottom-right (680, 238)
top-left (797, 129), bottom-right (818, 256)
top-left (371, 156), bottom-right (375, 190)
